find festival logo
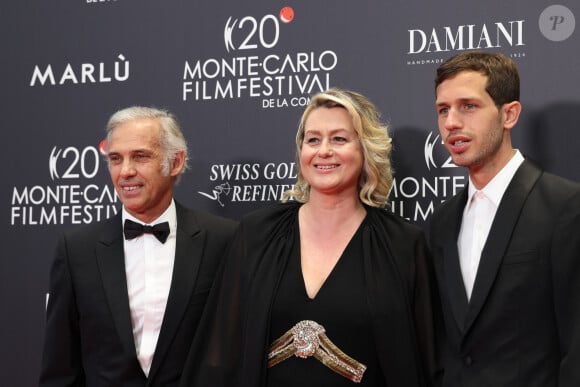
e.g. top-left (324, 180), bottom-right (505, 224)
top-left (182, 6), bottom-right (339, 109)
top-left (389, 131), bottom-right (466, 223)
top-left (423, 131), bottom-right (456, 171)
top-left (10, 144), bottom-right (118, 226)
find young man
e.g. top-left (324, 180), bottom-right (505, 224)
top-left (40, 106), bottom-right (237, 387)
top-left (430, 51), bottom-right (580, 386)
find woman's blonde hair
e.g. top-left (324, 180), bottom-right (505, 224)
top-left (283, 88), bottom-right (393, 208)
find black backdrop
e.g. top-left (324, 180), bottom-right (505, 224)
top-left (2, 1), bottom-right (578, 385)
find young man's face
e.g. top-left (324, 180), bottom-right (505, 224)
top-left (435, 70), bottom-right (511, 175)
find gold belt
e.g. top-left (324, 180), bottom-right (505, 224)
top-left (267, 320), bottom-right (367, 383)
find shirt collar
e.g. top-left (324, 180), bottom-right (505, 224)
top-left (467, 150), bottom-right (525, 207)
top-left (122, 199), bottom-right (177, 230)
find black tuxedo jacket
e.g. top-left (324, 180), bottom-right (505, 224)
top-left (430, 160), bottom-right (580, 387)
top-left (39, 202), bottom-right (237, 387)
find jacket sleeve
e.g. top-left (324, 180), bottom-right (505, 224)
top-left (552, 190), bottom-right (580, 386)
top-left (39, 234), bottom-right (85, 387)
top-left (178, 223), bottom-right (245, 387)
top-left (411, 231), bottom-right (444, 387)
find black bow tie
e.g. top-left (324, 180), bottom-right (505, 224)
top-left (124, 219), bottom-right (170, 243)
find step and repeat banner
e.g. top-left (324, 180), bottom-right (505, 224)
top-left (2, 1), bottom-right (578, 385)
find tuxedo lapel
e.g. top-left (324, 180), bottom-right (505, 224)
top-left (95, 214), bottom-right (137, 358)
top-left (439, 189), bottom-right (470, 332)
top-left (464, 160), bottom-right (541, 333)
top-left (148, 205), bottom-right (203, 380)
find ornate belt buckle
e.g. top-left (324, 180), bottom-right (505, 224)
top-left (291, 320), bottom-right (325, 358)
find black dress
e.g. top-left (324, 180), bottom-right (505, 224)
top-left (178, 202), bottom-right (440, 387)
top-left (267, 218), bottom-right (387, 387)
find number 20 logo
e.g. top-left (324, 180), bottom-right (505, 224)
top-left (49, 146), bottom-right (100, 180)
top-left (223, 8), bottom-right (295, 53)
top-left (224, 15), bottom-right (279, 52)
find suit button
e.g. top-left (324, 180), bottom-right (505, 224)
top-left (464, 356), bottom-right (473, 366)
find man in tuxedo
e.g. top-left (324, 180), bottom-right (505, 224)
top-left (39, 106), bottom-right (237, 387)
top-left (429, 51), bottom-right (580, 386)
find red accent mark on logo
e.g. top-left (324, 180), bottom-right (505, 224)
top-left (280, 6), bottom-right (294, 24)
top-left (99, 139), bottom-right (107, 156)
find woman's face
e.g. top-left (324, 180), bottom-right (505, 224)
top-left (300, 106), bottom-right (363, 199)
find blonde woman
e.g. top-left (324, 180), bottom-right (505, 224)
top-left (181, 88), bottom-right (441, 387)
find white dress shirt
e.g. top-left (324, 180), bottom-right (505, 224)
top-left (458, 151), bottom-right (524, 301)
top-left (122, 200), bottom-right (177, 376)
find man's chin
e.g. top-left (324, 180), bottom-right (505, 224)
top-left (121, 200), bottom-right (145, 214)
top-left (450, 156), bottom-right (467, 168)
